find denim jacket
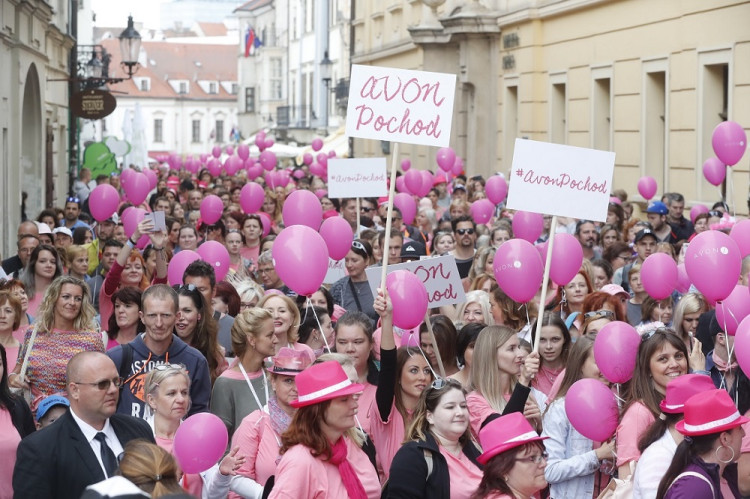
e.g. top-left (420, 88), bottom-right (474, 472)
top-left (542, 398), bottom-right (601, 499)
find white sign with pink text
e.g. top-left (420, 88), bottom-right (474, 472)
top-left (364, 255), bottom-right (466, 308)
top-left (328, 158), bottom-right (388, 198)
top-left (345, 65), bottom-right (457, 147)
top-left (506, 139), bottom-right (615, 222)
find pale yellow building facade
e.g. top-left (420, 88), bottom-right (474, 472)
top-left (352, 0), bottom-right (750, 211)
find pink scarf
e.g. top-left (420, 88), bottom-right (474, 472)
top-left (328, 437), bottom-right (367, 499)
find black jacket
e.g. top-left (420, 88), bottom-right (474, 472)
top-left (384, 432), bottom-right (482, 499)
top-left (13, 410), bottom-right (155, 499)
top-left (5, 394), bottom-right (35, 438)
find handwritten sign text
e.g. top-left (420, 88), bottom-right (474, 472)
top-left (328, 158), bottom-right (388, 198)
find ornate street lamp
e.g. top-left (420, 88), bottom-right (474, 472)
top-left (119, 15), bottom-right (142, 78)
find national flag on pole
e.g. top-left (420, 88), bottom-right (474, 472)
top-left (244, 27), bottom-right (255, 57)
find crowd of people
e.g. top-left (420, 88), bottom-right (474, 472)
top-left (0, 161), bottom-right (749, 499)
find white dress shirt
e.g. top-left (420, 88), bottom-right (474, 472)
top-left (70, 407), bottom-right (125, 478)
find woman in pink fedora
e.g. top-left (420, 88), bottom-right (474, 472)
top-left (656, 389), bottom-right (747, 498)
top-left (471, 412), bottom-right (549, 499)
top-left (268, 360), bottom-right (380, 498)
top-left (632, 373), bottom-right (716, 498)
top-left (229, 347), bottom-right (312, 498)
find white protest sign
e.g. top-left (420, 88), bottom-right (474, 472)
top-left (346, 65), bottom-right (457, 147)
top-left (324, 258), bottom-right (348, 285)
top-left (364, 255), bottom-right (466, 308)
top-left (328, 158), bottom-right (388, 199)
top-left (506, 139), bottom-right (615, 222)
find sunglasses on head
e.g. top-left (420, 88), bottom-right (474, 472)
top-left (456, 228), bottom-right (475, 235)
top-left (641, 327), bottom-right (670, 342)
top-left (352, 240), bottom-right (366, 252)
top-left (66, 196), bottom-right (80, 204)
top-left (175, 284), bottom-right (197, 292)
top-left (584, 309), bottom-right (615, 319)
top-left (152, 363), bottom-right (187, 372)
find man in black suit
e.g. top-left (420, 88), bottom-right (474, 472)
top-left (13, 351), bottom-right (155, 499)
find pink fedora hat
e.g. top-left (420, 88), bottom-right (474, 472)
top-left (290, 361), bottom-right (364, 408)
top-left (270, 347), bottom-right (312, 377)
top-left (477, 412), bottom-right (548, 465)
top-left (676, 389), bottom-right (749, 436)
top-left (660, 374), bottom-right (716, 414)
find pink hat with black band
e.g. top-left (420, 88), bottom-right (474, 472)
top-left (290, 361), bottom-right (364, 408)
top-left (270, 347), bottom-right (312, 377)
top-left (477, 412), bottom-right (548, 465)
top-left (660, 374), bottom-right (716, 414)
top-left (676, 389), bottom-right (749, 436)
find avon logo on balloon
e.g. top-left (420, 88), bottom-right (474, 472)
top-left (494, 259), bottom-right (523, 272)
top-left (692, 246), bottom-right (730, 257)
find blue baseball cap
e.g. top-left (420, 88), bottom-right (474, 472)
top-left (646, 201), bottom-right (668, 215)
top-left (36, 395), bottom-right (70, 420)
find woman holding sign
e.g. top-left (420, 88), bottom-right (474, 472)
top-left (330, 240), bottom-right (378, 323)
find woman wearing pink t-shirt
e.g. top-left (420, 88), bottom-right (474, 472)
top-left (229, 347), bottom-right (312, 498)
top-left (616, 328), bottom-right (701, 479)
top-left (386, 378), bottom-right (482, 498)
top-left (370, 289), bottom-right (433, 480)
top-left (144, 364), bottom-right (243, 498)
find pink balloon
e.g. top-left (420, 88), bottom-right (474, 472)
top-left (200, 195), bottom-right (224, 225)
top-left (418, 171), bottom-right (433, 197)
top-left (246, 162), bottom-right (263, 180)
top-left (125, 172), bottom-right (151, 205)
top-left (174, 413), bottom-right (227, 474)
top-left (282, 190), bottom-right (322, 229)
top-left (328, 150), bottom-right (337, 158)
top-left (197, 241), bottom-right (231, 281)
top-left (401, 159), bottom-right (411, 172)
top-left (735, 316), bottom-right (750, 373)
top-left (485, 176), bottom-right (508, 205)
top-left (237, 144), bottom-right (250, 160)
top-left (207, 158), bottom-right (222, 177)
top-left (715, 285), bottom-right (750, 336)
top-left (225, 146), bottom-right (234, 156)
top-left (676, 263), bottom-right (691, 294)
top-left (641, 253), bottom-right (678, 300)
top-left (404, 170), bottom-right (424, 195)
top-left (316, 153), bottom-right (328, 168)
top-left (120, 167), bottom-right (135, 187)
top-left (451, 158), bottom-right (464, 176)
top-left (259, 150), bottom-right (277, 171)
top-left (730, 220), bottom-right (750, 258)
top-left (512, 211), bottom-right (544, 243)
top-left (703, 157), bottom-right (726, 186)
top-left (309, 162), bottom-right (326, 178)
top-left (436, 147), bottom-right (456, 172)
top-left (690, 204), bottom-right (709, 223)
top-left (470, 199), bottom-right (495, 224)
top-left (565, 379), bottom-right (619, 442)
top-left (211, 146), bottom-right (222, 158)
top-left (168, 250), bottom-right (201, 286)
top-left (712, 121), bottom-right (747, 166)
top-left (311, 138), bottom-right (324, 152)
top-left (393, 192), bottom-right (417, 225)
top-left (549, 234), bottom-right (584, 286)
top-left (272, 225), bottom-right (329, 296)
top-left (239, 183), bottom-right (264, 214)
top-left (293, 169), bottom-right (305, 179)
top-left (594, 321), bottom-right (641, 384)
top-left (276, 170), bottom-right (291, 188)
top-left (637, 176), bottom-right (658, 200)
top-left (264, 138), bottom-right (275, 149)
top-left (122, 208), bottom-right (146, 238)
top-left (386, 270), bottom-right (428, 330)
top-left (199, 153), bottom-right (208, 163)
top-left (319, 217), bottom-right (354, 261)
top-left (493, 240), bottom-right (544, 303)
top-left (89, 184), bottom-right (120, 222)
top-left (395, 176), bottom-right (410, 194)
top-left (685, 230), bottom-right (742, 302)
top-left (258, 212), bottom-right (272, 238)
top-left (142, 168), bottom-right (158, 190)
top-left (303, 153), bottom-right (314, 165)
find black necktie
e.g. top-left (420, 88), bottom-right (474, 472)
top-left (94, 432), bottom-right (118, 477)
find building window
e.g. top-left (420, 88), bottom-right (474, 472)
top-left (245, 87), bottom-right (255, 113)
top-left (209, 82), bottom-right (217, 94)
top-left (215, 120), bottom-right (224, 142)
top-left (192, 120), bottom-right (201, 143)
top-left (231, 83), bottom-right (238, 95)
top-left (271, 58), bottom-right (282, 100)
top-left (179, 82), bottom-right (188, 94)
top-left (139, 78), bottom-right (150, 91)
top-left (154, 119), bottom-right (163, 143)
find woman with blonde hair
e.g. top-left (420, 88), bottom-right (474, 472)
top-left (65, 245), bottom-right (90, 283)
top-left (455, 290), bottom-right (493, 326)
top-left (468, 247), bottom-right (495, 282)
top-left (9, 275), bottom-right (102, 409)
top-left (118, 440), bottom-right (186, 498)
top-left (211, 308), bottom-right (278, 440)
top-left (258, 293), bottom-right (315, 361)
top-left (466, 325), bottom-right (542, 438)
top-left (672, 292), bottom-right (707, 350)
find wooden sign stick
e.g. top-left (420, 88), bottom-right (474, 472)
top-left (533, 215), bottom-right (558, 352)
top-left (379, 143), bottom-right (400, 289)
top-left (423, 312), bottom-right (446, 379)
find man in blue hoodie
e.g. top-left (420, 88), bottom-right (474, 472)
top-left (107, 284), bottom-right (211, 419)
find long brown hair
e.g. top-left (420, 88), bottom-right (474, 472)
top-left (280, 399), bottom-right (334, 460)
top-left (118, 440), bottom-right (185, 498)
top-left (405, 379), bottom-right (473, 447)
top-left (550, 336), bottom-right (595, 403)
top-left (174, 284), bottom-right (221, 382)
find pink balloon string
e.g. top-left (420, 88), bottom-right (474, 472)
top-left (303, 297), bottom-right (330, 351)
top-left (717, 300), bottom-right (737, 391)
